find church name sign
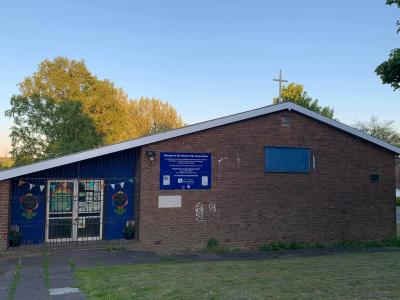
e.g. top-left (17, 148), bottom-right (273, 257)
top-left (160, 152), bottom-right (211, 190)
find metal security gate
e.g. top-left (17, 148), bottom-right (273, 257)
top-left (45, 179), bottom-right (104, 242)
top-left (9, 177), bottom-right (135, 249)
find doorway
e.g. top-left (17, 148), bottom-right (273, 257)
top-left (45, 179), bottom-right (104, 242)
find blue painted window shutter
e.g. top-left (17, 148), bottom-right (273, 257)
top-left (265, 147), bottom-right (310, 173)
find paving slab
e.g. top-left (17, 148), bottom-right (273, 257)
top-left (50, 292), bottom-right (85, 300)
top-left (51, 249), bottom-right (160, 268)
top-left (49, 287), bottom-right (80, 296)
top-left (47, 253), bottom-right (76, 289)
top-left (14, 256), bottom-right (48, 300)
top-left (46, 253), bottom-right (86, 299)
top-left (0, 257), bottom-right (19, 299)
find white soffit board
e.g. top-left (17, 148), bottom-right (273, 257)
top-left (158, 195), bottom-right (182, 208)
top-left (1, 101), bottom-right (399, 181)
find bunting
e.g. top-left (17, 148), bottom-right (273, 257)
top-left (107, 179), bottom-right (133, 190)
top-left (18, 178), bottom-right (134, 192)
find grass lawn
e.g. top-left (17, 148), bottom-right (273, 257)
top-left (76, 251), bottom-right (400, 299)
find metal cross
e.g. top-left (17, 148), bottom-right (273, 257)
top-left (273, 70), bottom-right (288, 103)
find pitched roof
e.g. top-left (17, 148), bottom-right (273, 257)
top-left (1, 101), bottom-right (399, 180)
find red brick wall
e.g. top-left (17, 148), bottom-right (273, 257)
top-left (137, 111), bottom-right (396, 252)
top-left (0, 180), bottom-right (10, 251)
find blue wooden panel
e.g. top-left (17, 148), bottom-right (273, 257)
top-left (10, 148), bottom-right (136, 244)
top-left (265, 147), bottom-right (310, 173)
top-left (22, 148), bottom-right (137, 179)
top-left (104, 180), bottom-right (134, 240)
top-left (10, 179), bottom-right (46, 244)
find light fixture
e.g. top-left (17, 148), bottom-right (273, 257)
top-left (145, 151), bottom-right (156, 162)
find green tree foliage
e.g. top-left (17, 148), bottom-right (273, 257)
top-left (6, 57), bottom-right (185, 165)
top-left (273, 83), bottom-right (335, 118)
top-left (18, 57), bottom-right (132, 144)
top-left (376, 49), bottom-right (400, 91)
top-left (128, 97), bottom-right (185, 137)
top-left (354, 116), bottom-right (400, 147)
top-left (5, 95), bottom-right (103, 166)
top-left (387, 0), bottom-right (400, 32)
top-left (375, 1), bottom-right (400, 91)
top-left (0, 157), bottom-right (14, 170)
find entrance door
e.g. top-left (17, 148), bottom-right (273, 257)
top-left (46, 179), bottom-right (104, 242)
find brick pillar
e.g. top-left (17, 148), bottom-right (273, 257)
top-left (0, 180), bottom-right (10, 251)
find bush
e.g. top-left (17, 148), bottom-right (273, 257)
top-left (202, 238), bottom-right (240, 253)
top-left (396, 197), bottom-right (400, 206)
top-left (259, 238), bottom-right (400, 252)
top-left (207, 238), bottom-right (218, 249)
top-left (123, 224), bottom-right (135, 240)
top-left (8, 230), bottom-right (22, 247)
top-left (259, 242), bottom-right (303, 251)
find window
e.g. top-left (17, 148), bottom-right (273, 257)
top-left (265, 146), bottom-right (310, 173)
top-left (370, 173), bottom-right (380, 183)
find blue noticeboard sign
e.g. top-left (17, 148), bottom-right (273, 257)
top-left (160, 152), bottom-right (211, 190)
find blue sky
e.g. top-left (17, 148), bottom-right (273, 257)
top-left (0, 0), bottom-right (399, 156)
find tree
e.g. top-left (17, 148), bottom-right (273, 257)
top-left (6, 57), bottom-right (185, 165)
top-left (353, 116), bottom-right (400, 147)
top-left (5, 95), bottom-right (103, 166)
top-left (376, 49), bottom-right (400, 91)
top-left (375, 1), bottom-right (400, 91)
top-left (387, 1), bottom-right (400, 32)
top-left (0, 157), bottom-right (14, 170)
top-left (273, 83), bottom-right (335, 119)
top-left (128, 97), bottom-right (185, 137)
top-left (18, 57), bottom-right (132, 144)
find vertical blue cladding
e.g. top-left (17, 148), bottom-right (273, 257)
top-left (10, 148), bottom-right (137, 244)
top-left (104, 180), bottom-right (134, 240)
top-left (10, 179), bottom-right (46, 244)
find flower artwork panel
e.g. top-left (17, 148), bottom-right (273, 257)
top-left (20, 193), bottom-right (39, 219)
top-left (112, 191), bottom-right (128, 215)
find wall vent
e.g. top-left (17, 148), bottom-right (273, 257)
top-left (281, 115), bottom-right (292, 127)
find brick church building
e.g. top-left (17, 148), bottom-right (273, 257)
top-left (0, 102), bottom-right (399, 251)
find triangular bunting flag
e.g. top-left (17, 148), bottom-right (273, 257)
top-left (18, 179), bottom-right (25, 187)
top-left (110, 184), bottom-right (115, 190)
top-left (119, 181), bottom-right (125, 189)
top-left (29, 183), bottom-right (35, 191)
top-left (39, 185), bottom-right (45, 192)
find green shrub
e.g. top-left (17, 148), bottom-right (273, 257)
top-left (207, 238), bottom-right (218, 249)
top-left (259, 241), bottom-right (303, 251)
top-left (396, 197), bottom-right (400, 206)
top-left (123, 224), bottom-right (135, 240)
top-left (8, 230), bottom-right (22, 247)
top-left (258, 238), bottom-right (400, 252)
top-left (288, 242), bottom-right (305, 250)
top-left (258, 244), bottom-right (274, 251)
top-left (202, 238), bottom-right (240, 253)
top-left (312, 243), bottom-right (325, 249)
